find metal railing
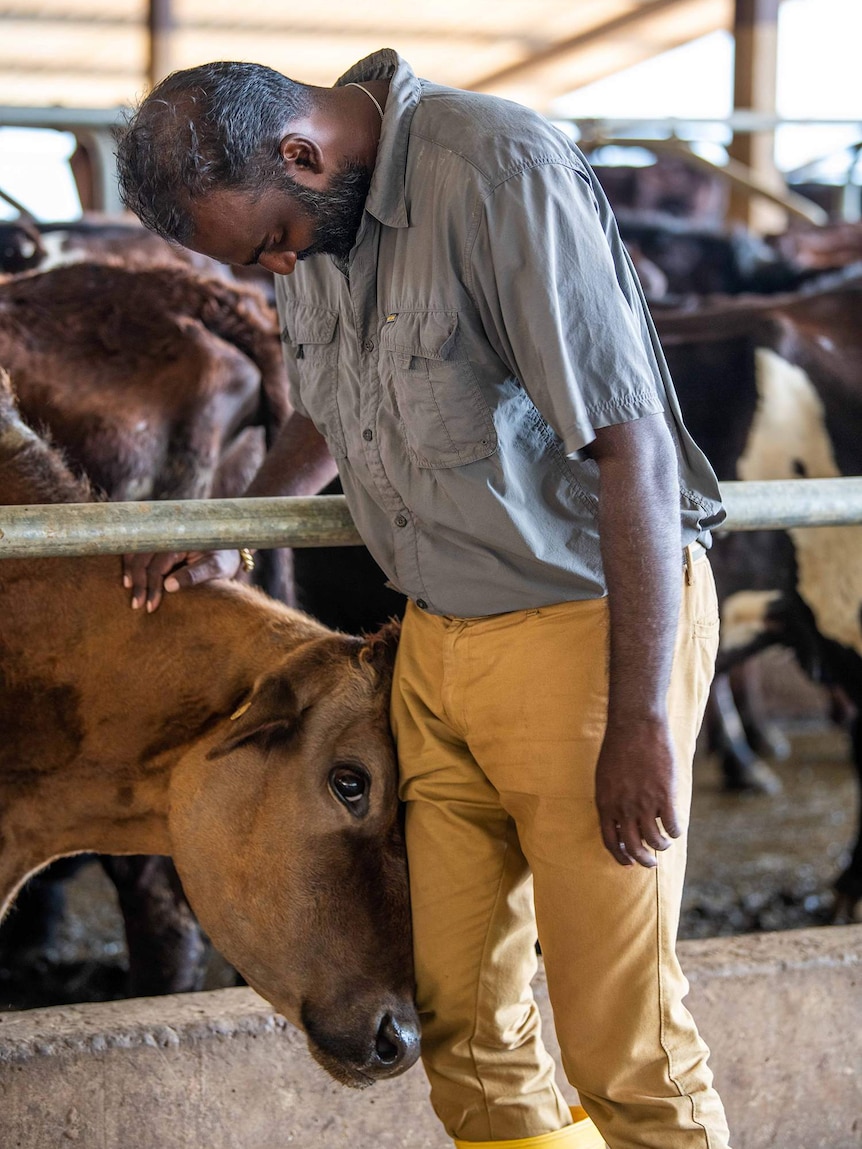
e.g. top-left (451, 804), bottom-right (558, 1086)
top-left (1, 478), bottom-right (861, 560)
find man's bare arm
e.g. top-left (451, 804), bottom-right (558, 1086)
top-left (586, 412), bottom-right (683, 868)
top-left (123, 413), bottom-right (338, 612)
top-left (243, 411), bottom-right (338, 499)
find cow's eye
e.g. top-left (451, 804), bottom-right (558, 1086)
top-left (329, 766), bottom-right (369, 816)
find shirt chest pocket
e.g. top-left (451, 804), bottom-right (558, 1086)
top-left (380, 309), bottom-right (497, 469)
top-left (283, 303), bottom-right (346, 459)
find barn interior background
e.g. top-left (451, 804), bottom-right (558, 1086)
top-left (0, 4), bottom-right (861, 1148)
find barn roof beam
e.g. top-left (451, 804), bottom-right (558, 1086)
top-left (470, 0), bottom-right (731, 110)
top-left (0, 10), bottom-right (516, 40)
top-left (472, 0), bottom-right (698, 87)
top-left (0, 0), bottom-right (731, 110)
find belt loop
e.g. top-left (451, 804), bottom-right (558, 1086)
top-left (684, 543), bottom-right (697, 585)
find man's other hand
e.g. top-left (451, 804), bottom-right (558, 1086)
top-left (123, 549), bottom-right (242, 613)
top-left (595, 717), bottom-right (681, 869)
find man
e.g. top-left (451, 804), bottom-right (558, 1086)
top-left (116, 50), bottom-right (732, 1149)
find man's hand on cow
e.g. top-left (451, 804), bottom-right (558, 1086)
top-left (123, 549), bottom-right (243, 613)
top-left (594, 717), bottom-right (681, 869)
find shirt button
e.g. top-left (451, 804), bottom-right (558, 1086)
top-left (394, 514), bottom-right (408, 528)
top-left (416, 599), bottom-right (428, 610)
top-left (362, 338), bottom-right (375, 352)
top-left (362, 428), bottom-right (373, 441)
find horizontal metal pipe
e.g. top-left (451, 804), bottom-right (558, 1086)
top-left (0, 496), bottom-right (363, 559)
top-left (721, 477), bottom-right (862, 531)
top-left (1, 479), bottom-right (862, 560)
top-left (3, 106), bottom-right (861, 134)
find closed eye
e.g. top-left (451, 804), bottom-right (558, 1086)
top-left (244, 239), bottom-right (267, 267)
top-left (267, 232), bottom-right (292, 257)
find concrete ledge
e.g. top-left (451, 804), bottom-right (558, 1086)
top-left (683, 926), bottom-right (861, 1149)
top-left (1, 926), bottom-right (860, 1149)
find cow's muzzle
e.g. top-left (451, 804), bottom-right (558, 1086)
top-left (302, 998), bottom-right (421, 1087)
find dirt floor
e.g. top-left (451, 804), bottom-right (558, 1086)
top-left (0, 648), bottom-right (858, 1012)
top-left (682, 645), bottom-right (857, 937)
top-left (682, 721), bottom-right (855, 938)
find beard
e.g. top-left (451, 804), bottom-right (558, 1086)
top-left (279, 160), bottom-right (373, 262)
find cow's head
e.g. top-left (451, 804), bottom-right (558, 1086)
top-left (167, 621), bottom-right (419, 1086)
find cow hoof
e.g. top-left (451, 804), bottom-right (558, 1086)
top-left (721, 756), bottom-right (783, 795)
top-left (745, 724), bottom-right (792, 762)
top-left (829, 891), bottom-right (862, 925)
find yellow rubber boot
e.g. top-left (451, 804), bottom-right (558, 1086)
top-left (454, 1107), bottom-right (604, 1149)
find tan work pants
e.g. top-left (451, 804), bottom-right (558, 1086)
top-left (391, 557), bottom-right (732, 1149)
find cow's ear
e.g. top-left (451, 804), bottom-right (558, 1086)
top-left (206, 672), bottom-right (301, 760)
top-left (356, 619), bottom-right (401, 681)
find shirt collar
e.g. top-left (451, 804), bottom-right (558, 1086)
top-left (334, 49), bottom-right (421, 229)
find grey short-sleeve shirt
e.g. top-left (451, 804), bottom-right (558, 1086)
top-left (275, 49), bottom-right (725, 617)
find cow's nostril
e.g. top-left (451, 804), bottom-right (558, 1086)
top-left (374, 1014), bottom-right (401, 1064)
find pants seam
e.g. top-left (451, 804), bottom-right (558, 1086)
top-left (657, 842), bottom-right (712, 1148)
top-left (467, 819), bottom-right (513, 1141)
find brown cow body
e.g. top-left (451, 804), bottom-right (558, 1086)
top-left (0, 371), bottom-right (419, 1084)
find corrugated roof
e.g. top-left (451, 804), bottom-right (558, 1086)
top-left (0, 0), bottom-right (731, 111)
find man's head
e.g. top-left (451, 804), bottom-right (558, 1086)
top-left (116, 61), bottom-right (375, 274)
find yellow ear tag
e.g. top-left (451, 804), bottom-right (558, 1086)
top-left (230, 699), bottom-right (252, 721)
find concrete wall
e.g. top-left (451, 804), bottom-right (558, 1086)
top-left (1, 925), bottom-right (859, 1149)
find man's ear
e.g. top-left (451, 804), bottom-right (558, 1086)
top-left (278, 133), bottom-right (324, 175)
top-left (207, 671), bottom-right (301, 760)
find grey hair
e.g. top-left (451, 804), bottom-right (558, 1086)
top-left (115, 61), bottom-right (312, 244)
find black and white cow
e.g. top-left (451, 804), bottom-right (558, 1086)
top-left (656, 268), bottom-right (862, 917)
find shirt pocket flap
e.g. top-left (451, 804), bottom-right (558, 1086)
top-left (380, 310), bottom-right (459, 361)
top-left (288, 303), bottom-right (339, 348)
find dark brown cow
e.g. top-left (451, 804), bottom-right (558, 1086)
top-left (767, 220), bottom-right (862, 273)
top-left (614, 211), bottom-right (812, 300)
top-left (0, 368), bottom-right (419, 1084)
top-left (589, 155), bottom-right (728, 224)
top-left (655, 270), bottom-right (862, 916)
top-left (0, 259), bottom-right (289, 502)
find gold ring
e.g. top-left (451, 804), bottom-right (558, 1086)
top-left (238, 547), bottom-right (256, 573)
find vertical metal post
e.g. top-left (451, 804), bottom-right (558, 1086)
top-left (148, 0), bottom-right (174, 91)
top-left (728, 0), bottom-right (785, 233)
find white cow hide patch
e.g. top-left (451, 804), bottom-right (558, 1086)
top-left (720, 589), bottom-right (783, 652)
top-left (36, 232), bottom-right (87, 271)
top-left (737, 347), bottom-right (862, 656)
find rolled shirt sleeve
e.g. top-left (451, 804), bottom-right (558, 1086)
top-left (467, 160), bottom-right (665, 458)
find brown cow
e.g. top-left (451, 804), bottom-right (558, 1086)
top-left (0, 368), bottom-right (419, 1083)
top-left (0, 258), bottom-right (296, 997)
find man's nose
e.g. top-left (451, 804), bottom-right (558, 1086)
top-left (259, 250), bottom-right (298, 275)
